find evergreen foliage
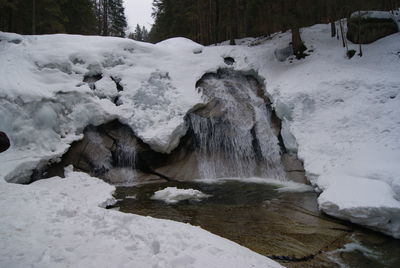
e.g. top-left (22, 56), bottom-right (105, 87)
top-left (128, 24), bottom-right (149, 42)
top-left (0, 0), bottom-right (127, 37)
top-left (148, 0), bottom-right (400, 45)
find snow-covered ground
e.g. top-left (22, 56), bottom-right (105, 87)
top-left (0, 167), bottom-right (282, 268)
top-left (0, 16), bottom-right (400, 266)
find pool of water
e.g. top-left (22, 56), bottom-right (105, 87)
top-left (114, 180), bottom-right (400, 267)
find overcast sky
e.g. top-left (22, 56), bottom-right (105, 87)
top-left (123, 0), bottom-right (154, 33)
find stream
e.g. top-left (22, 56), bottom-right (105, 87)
top-left (113, 180), bottom-right (400, 268)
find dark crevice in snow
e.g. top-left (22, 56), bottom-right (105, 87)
top-left (83, 74), bottom-right (102, 90)
top-left (0, 131), bottom-right (10, 153)
top-left (111, 76), bottom-right (124, 92)
top-left (113, 96), bottom-right (123, 106)
top-left (223, 57), bottom-right (235, 65)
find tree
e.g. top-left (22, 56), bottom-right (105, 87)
top-left (108, 0), bottom-right (127, 37)
top-left (62, 0), bottom-right (97, 35)
top-left (142, 26), bottom-right (149, 41)
top-left (128, 24), bottom-right (149, 42)
top-left (134, 24), bottom-right (143, 41)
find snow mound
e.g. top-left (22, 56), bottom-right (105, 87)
top-left (156, 37), bottom-right (204, 53)
top-left (151, 187), bottom-right (211, 204)
top-left (0, 168), bottom-right (282, 268)
top-left (318, 173), bottom-right (400, 238)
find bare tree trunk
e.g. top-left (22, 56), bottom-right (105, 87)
top-left (32, 0), bottom-right (36, 34)
top-left (229, 1), bottom-right (235, 45)
top-left (102, 0), bottom-right (108, 36)
top-left (215, 0), bottom-right (219, 45)
top-left (330, 21), bottom-right (336, 37)
top-left (339, 19), bottom-right (346, 49)
top-left (291, 25), bottom-right (306, 58)
top-left (358, 10), bottom-right (363, 56)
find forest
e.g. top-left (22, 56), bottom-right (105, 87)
top-left (148, 0), bottom-right (400, 44)
top-left (0, 0), bottom-right (127, 37)
top-left (1, 0), bottom-right (399, 47)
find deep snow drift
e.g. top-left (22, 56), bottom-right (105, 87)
top-left (0, 17), bottom-right (400, 265)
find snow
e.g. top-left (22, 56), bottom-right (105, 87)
top-left (197, 177), bottom-right (313, 193)
top-left (151, 187), bottom-right (211, 204)
top-left (0, 14), bottom-right (400, 261)
top-left (156, 37), bottom-right (204, 54)
top-left (245, 27), bottom-right (400, 237)
top-left (0, 167), bottom-right (282, 268)
top-left (0, 32), bottom-right (226, 183)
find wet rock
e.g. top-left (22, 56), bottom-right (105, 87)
top-left (281, 154), bottom-right (308, 184)
top-left (274, 45), bottom-right (293, 62)
top-left (0, 131), bottom-right (10, 153)
top-left (38, 120), bottom-right (172, 184)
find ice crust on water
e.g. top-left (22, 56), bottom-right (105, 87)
top-left (151, 187), bottom-right (212, 204)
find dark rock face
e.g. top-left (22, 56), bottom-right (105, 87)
top-left (34, 120), bottom-right (171, 184)
top-left (0, 131), bottom-right (10, 153)
top-left (347, 17), bottom-right (399, 44)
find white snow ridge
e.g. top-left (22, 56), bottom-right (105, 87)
top-left (0, 18), bottom-right (400, 267)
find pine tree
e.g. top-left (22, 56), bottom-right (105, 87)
top-left (142, 26), bottom-right (149, 41)
top-left (108, 0), bottom-right (127, 37)
top-left (134, 24), bottom-right (143, 41)
top-left (62, 0), bottom-right (97, 35)
top-left (128, 24), bottom-right (149, 42)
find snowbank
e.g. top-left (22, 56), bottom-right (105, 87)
top-left (0, 168), bottom-right (282, 267)
top-left (249, 25), bottom-right (400, 237)
top-left (0, 32), bottom-right (227, 183)
top-left (151, 187), bottom-right (211, 204)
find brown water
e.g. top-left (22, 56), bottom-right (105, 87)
top-left (113, 180), bottom-right (400, 267)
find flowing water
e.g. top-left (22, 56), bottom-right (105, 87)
top-left (190, 70), bottom-right (285, 180)
top-left (114, 181), bottom-right (400, 268)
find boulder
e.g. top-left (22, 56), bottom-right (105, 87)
top-left (274, 45), bottom-right (293, 62)
top-left (347, 12), bottom-right (399, 44)
top-left (0, 131), bottom-right (10, 153)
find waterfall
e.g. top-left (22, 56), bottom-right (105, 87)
top-left (190, 70), bottom-right (286, 180)
top-left (114, 134), bottom-right (137, 169)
